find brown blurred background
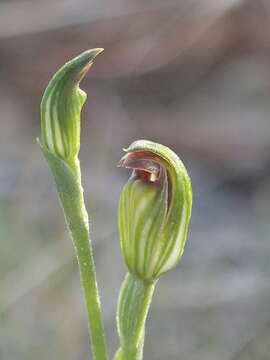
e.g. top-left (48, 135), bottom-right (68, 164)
top-left (1, 0), bottom-right (270, 359)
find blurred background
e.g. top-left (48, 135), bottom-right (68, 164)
top-left (1, 0), bottom-right (270, 359)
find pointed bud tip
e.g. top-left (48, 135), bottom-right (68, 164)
top-left (84, 48), bottom-right (104, 62)
top-left (74, 48), bottom-right (104, 76)
top-left (40, 48), bottom-right (104, 161)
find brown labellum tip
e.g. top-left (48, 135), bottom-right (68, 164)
top-left (118, 151), bottom-right (163, 182)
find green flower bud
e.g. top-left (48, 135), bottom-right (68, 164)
top-left (118, 140), bottom-right (192, 281)
top-left (40, 48), bottom-right (103, 162)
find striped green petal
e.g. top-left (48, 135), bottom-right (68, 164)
top-left (40, 48), bottom-right (103, 162)
top-left (118, 140), bottom-right (193, 281)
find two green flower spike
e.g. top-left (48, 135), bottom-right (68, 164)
top-left (40, 49), bottom-right (193, 360)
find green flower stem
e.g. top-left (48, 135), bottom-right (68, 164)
top-left (40, 49), bottom-right (108, 360)
top-left (42, 150), bottom-right (108, 360)
top-left (115, 272), bottom-right (156, 360)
